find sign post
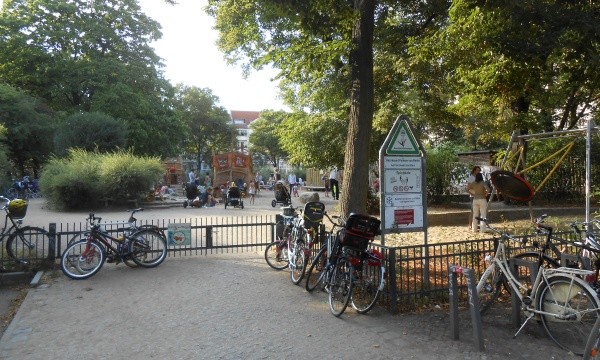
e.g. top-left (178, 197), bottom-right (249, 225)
top-left (379, 115), bottom-right (427, 242)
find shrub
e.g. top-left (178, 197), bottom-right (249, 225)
top-left (40, 149), bottom-right (163, 209)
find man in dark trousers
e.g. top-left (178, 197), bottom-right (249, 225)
top-left (329, 167), bottom-right (339, 200)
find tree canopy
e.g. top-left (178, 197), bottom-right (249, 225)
top-left (0, 83), bottom-right (54, 178)
top-left (173, 85), bottom-right (234, 170)
top-left (0, 0), bottom-right (181, 157)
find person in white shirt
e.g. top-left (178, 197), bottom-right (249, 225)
top-left (288, 173), bottom-right (297, 195)
top-left (188, 170), bottom-right (196, 185)
top-left (329, 167), bottom-right (339, 200)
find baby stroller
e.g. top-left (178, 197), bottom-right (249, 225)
top-left (225, 186), bottom-right (244, 209)
top-left (183, 183), bottom-right (204, 208)
top-left (272, 181), bottom-right (291, 207)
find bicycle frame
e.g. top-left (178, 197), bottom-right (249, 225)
top-left (478, 231), bottom-right (599, 321)
top-left (0, 212), bottom-right (21, 241)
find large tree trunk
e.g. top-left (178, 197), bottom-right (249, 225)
top-left (340, 0), bottom-right (375, 217)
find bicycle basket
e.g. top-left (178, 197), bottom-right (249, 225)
top-left (7, 198), bottom-right (28, 219)
top-left (339, 214), bottom-right (381, 251)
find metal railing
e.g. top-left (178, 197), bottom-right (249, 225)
top-left (0, 215), bottom-right (581, 313)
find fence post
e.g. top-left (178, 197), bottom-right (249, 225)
top-left (388, 248), bottom-right (398, 314)
top-left (48, 223), bottom-right (56, 261)
top-left (206, 226), bottom-right (213, 249)
top-left (449, 265), bottom-right (459, 340)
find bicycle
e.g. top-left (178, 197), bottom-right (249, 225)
top-left (476, 216), bottom-right (600, 355)
top-left (264, 207), bottom-right (296, 270)
top-left (584, 316), bottom-right (600, 359)
top-left (570, 219), bottom-right (600, 292)
top-left (305, 212), bottom-right (381, 316)
top-left (60, 213), bottom-right (168, 280)
top-left (289, 201), bottom-right (325, 285)
top-left (0, 196), bottom-right (50, 266)
top-left (67, 208), bottom-right (165, 268)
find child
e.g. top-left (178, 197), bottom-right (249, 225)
top-left (292, 183), bottom-right (299, 197)
top-left (248, 181), bottom-right (256, 204)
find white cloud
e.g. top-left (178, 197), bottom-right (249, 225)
top-left (138, 0), bottom-right (287, 112)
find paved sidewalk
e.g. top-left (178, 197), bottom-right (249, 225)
top-left (0, 253), bottom-right (572, 360)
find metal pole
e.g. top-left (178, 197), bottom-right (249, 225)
top-left (586, 119), bottom-right (592, 225)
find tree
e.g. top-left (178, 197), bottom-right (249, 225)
top-left (0, 83), bottom-right (54, 178)
top-left (173, 85), bottom-right (234, 169)
top-left (208, 0), bottom-right (379, 215)
top-left (0, 0), bottom-right (181, 157)
top-left (54, 112), bottom-right (128, 156)
top-left (276, 111), bottom-right (346, 169)
top-left (408, 0), bottom-right (600, 143)
top-left (248, 110), bottom-right (289, 168)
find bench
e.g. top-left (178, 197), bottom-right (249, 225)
top-left (301, 186), bottom-right (326, 192)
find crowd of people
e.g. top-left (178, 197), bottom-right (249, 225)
top-left (181, 168), bottom-right (348, 207)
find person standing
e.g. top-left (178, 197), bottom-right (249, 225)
top-left (204, 173), bottom-right (212, 188)
top-left (467, 172), bottom-right (489, 232)
top-left (467, 166), bottom-right (482, 228)
top-left (254, 172), bottom-right (262, 195)
top-left (287, 172), bottom-right (297, 196)
top-left (188, 169), bottom-right (197, 185)
top-left (329, 167), bottom-right (339, 200)
top-left (248, 181), bottom-right (256, 204)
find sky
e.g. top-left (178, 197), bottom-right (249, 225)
top-left (138, 0), bottom-right (287, 112)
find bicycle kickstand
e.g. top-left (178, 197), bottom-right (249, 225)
top-left (513, 312), bottom-right (535, 339)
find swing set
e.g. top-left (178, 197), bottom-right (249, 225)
top-left (489, 120), bottom-right (599, 222)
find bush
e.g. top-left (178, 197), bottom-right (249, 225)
top-left (40, 149), bottom-right (163, 209)
top-left (426, 145), bottom-right (469, 204)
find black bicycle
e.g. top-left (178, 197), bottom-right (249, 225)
top-left (60, 213), bottom-right (167, 279)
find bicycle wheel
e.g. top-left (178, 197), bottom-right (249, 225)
top-left (264, 240), bottom-right (289, 270)
top-left (306, 245), bottom-right (327, 292)
top-left (477, 264), bottom-right (504, 315)
top-left (584, 317), bottom-right (600, 360)
top-left (128, 229), bottom-right (167, 268)
top-left (537, 274), bottom-right (599, 355)
top-left (351, 259), bottom-right (384, 314)
top-left (290, 240), bottom-right (307, 285)
top-left (6, 226), bottom-right (51, 266)
top-left (328, 257), bottom-right (354, 317)
top-left (508, 252), bottom-right (559, 294)
top-left (60, 239), bottom-right (105, 280)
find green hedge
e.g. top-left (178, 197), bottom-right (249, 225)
top-left (40, 149), bottom-right (164, 209)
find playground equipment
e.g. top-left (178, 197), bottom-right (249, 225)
top-left (212, 152), bottom-right (254, 189)
top-left (491, 119), bottom-right (599, 222)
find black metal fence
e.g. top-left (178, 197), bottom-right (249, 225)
top-left (0, 215), bottom-right (580, 313)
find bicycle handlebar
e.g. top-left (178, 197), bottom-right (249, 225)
top-left (323, 211), bottom-right (346, 228)
top-left (475, 216), bottom-right (527, 245)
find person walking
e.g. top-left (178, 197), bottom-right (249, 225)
top-left (329, 167), bottom-right (339, 200)
top-left (467, 172), bottom-right (489, 232)
top-left (287, 172), bottom-right (297, 196)
top-left (254, 172), bottom-right (262, 195)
